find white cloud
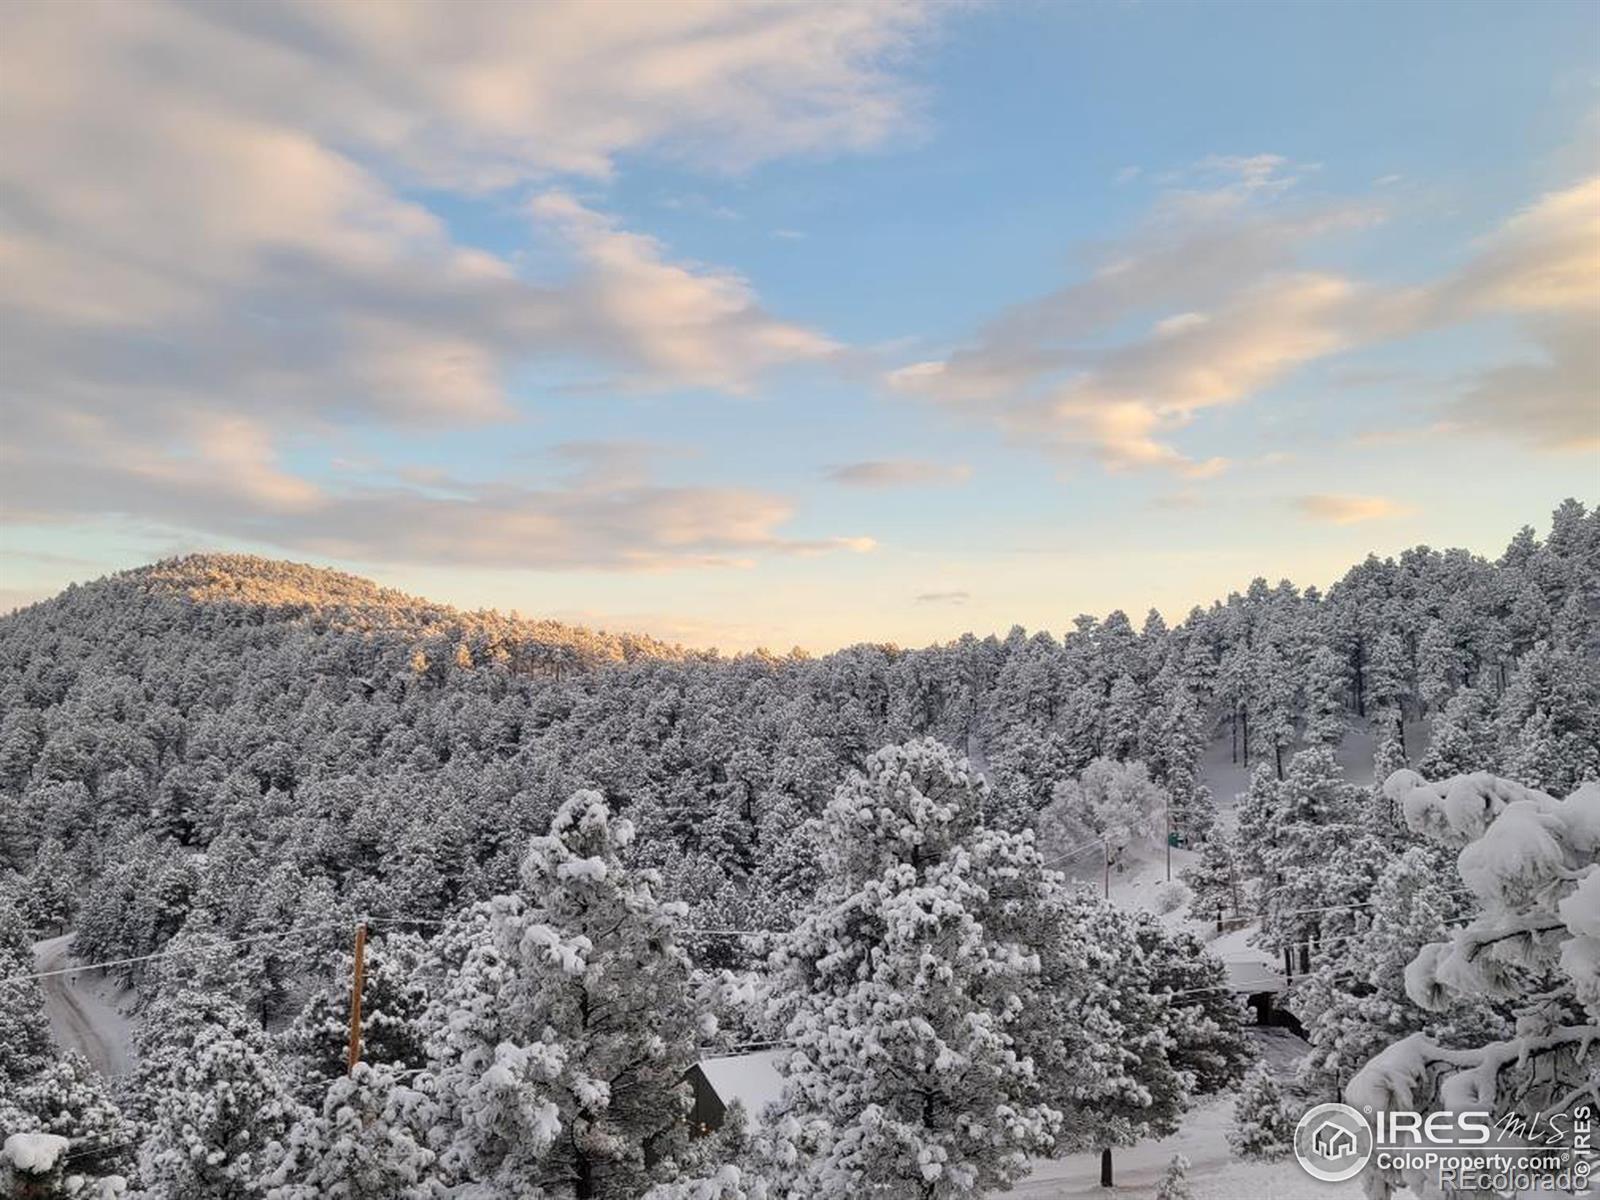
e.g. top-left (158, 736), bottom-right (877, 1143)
top-left (0, 436), bottom-right (875, 570)
top-left (824, 460), bottom-right (972, 488)
top-left (888, 158), bottom-right (1600, 472)
top-left (0, 0), bottom-right (933, 568)
top-left (528, 192), bottom-right (837, 393)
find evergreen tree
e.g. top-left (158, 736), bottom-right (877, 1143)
top-left (1257, 747), bottom-right (1359, 968)
top-left (1367, 631), bottom-right (1411, 758)
top-left (137, 1003), bottom-right (305, 1199)
top-left (1232, 764), bottom-right (1279, 883)
top-left (1495, 641), bottom-right (1600, 793)
top-left (1296, 845), bottom-right (1505, 1103)
top-left (262, 1062), bottom-right (437, 1200)
top-left (1352, 770), bottom-right (1599, 1195)
top-left (1302, 646), bottom-right (1347, 751)
top-left (1227, 1067), bottom-right (1293, 1160)
top-left (1418, 687), bottom-right (1495, 779)
top-left (1102, 674), bottom-right (1144, 762)
top-left (1182, 833), bottom-right (1242, 929)
top-left (0, 898), bottom-right (54, 1096)
top-left (1249, 646), bottom-right (1296, 780)
top-left (767, 739), bottom-right (1060, 1197)
top-left (281, 931), bottom-right (430, 1103)
top-left (12, 1052), bottom-right (136, 1184)
top-left (429, 790), bottom-right (700, 1199)
top-left (17, 839), bottom-right (75, 935)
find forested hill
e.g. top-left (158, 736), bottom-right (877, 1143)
top-left (6, 553), bottom-right (686, 674)
top-left (1, 502), bottom-right (1597, 983)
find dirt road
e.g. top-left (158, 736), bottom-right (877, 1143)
top-left (31, 935), bottom-right (129, 1078)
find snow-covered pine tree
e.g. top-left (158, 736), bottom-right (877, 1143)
top-left (1250, 646), bottom-right (1296, 780)
top-left (9, 1052), bottom-right (136, 1184)
top-left (1495, 640), bottom-right (1600, 794)
top-left (1295, 843), bottom-right (1505, 1104)
top-left (1256, 747), bottom-right (1360, 971)
top-left (0, 898), bottom-right (54, 1099)
top-left (1367, 631), bottom-right (1412, 760)
top-left (1103, 674), bottom-right (1144, 762)
top-left (1232, 763), bottom-right (1279, 883)
top-left (262, 1062), bottom-right (437, 1200)
top-left (1140, 681), bottom-right (1211, 842)
top-left (1302, 646), bottom-right (1348, 751)
top-left (1417, 687), bottom-right (1496, 779)
top-left (1227, 1066), bottom-right (1293, 1160)
top-left (1350, 771), bottom-right (1600, 1195)
top-left (1140, 923), bottom-right (1253, 1097)
top-left (766, 738), bottom-right (1060, 1198)
top-left (136, 1000), bottom-right (305, 1198)
top-left (1002, 882), bottom-right (1187, 1188)
top-left (18, 839), bottom-right (75, 936)
top-left (1183, 833), bottom-right (1242, 930)
top-left (428, 790), bottom-right (700, 1199)
top-left (281, 930), bottom-right (430, 1103)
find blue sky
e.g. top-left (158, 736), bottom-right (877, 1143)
top-left (2, 0), bottom-right (1596, 649)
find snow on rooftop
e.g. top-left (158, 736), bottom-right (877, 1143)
top-left (1222, 957), bottom-right (1287, 994)
top-left (697, 1049), bottom-right (787, 1121)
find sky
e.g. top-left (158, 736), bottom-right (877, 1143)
top-left (1, 0), bottom-right (1597, 652)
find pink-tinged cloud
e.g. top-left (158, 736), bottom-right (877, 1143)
top-left (1292, 494), bottom-right (1408, 525)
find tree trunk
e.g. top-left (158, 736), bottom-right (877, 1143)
top-left (1101, 1147), bottom-right (1114, 1187)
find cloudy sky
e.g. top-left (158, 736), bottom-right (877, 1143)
top-left (2, 0), bottom-right (1596, 650)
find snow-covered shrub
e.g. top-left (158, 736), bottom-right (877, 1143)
top-left (1227, 1066), bottom-right (1294, 1161)
top-left (1154, 879), bottom-right (1191, 914)
top-left (1154, 1153), bottom-right (1193, 1200)
top-left (644, 1163), bottom-right (771, 1200)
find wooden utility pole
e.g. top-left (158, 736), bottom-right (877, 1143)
top-left (1103, 838), bottom-right (1110, 899)
top-left (346, 920), bottom-right (368, 1074)
top-left (1165, 801), bottom-right (1173, 883)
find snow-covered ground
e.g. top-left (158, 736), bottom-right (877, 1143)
top-left (32, 934), bottom-right (135, 1078)
top-left (1007, 1092), bottom-right (1358, 1198)
top-left (1005, 1029), bottom-right (1354, 1199)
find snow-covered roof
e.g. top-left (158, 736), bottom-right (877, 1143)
top-left (696, 1049), bottom-right (787, 1120)
top-left (1222, 957), bottom-right (1287, 994)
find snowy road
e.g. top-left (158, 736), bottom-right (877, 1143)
top-left (32, 934), bottom-right (131, 1078)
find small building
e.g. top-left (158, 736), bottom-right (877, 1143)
top-left (685, 1049), bottom-right (787, 1136)
top-left (1220, 957), bottom-right (1302, 1033)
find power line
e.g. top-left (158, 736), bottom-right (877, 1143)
top-left (10, 921), bottom-right (351, 985)
top-left (1039, 835), bottom-right (1109, 867)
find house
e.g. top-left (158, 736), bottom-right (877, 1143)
top-left (685, 1049), bottom-right (787, 1136)
top-left (1313, 1120), bottom-right (1358, 1161)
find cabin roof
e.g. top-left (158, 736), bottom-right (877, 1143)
top-left (695, 1049), bottom-right (787, 1119)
